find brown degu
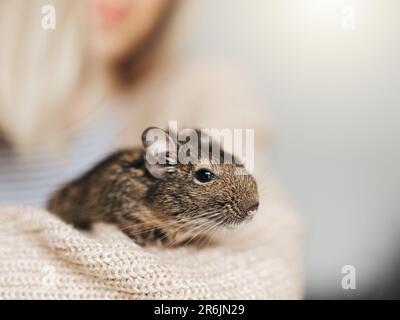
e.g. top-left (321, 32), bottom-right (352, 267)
top-left (47, 127), bottom-right (259, 247)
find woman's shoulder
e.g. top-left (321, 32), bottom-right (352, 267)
top-left (143, 59), bottom-right (259, 112)
top-left (121, 58), bottom-right (274, 150)
top-left (156, 58), bottom-right (257, 95)
top-left (150, 58), bottom-right (273, 142)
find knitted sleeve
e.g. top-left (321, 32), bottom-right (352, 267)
top-left (0, 179), bottom-right (303, 299)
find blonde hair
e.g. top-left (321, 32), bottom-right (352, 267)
top-left (0, 0), bottom-right (104, 153)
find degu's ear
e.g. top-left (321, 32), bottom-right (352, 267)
top-left (141, 127), bottom-right (178, 179)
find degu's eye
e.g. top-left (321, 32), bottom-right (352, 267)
top-left (193, 169), bottom-right (216, 183)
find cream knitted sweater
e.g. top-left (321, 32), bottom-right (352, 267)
top-left (0, 183), bottom-right (303, 300)
top-left (0, 60), bottom-right (303, 299)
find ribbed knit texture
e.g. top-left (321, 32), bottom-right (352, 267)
top-left (0, 184), bottom-right (304, 300)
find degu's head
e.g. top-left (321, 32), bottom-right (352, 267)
top-left (141, 127), bottom-right (259, 230)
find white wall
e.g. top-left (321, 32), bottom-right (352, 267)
top-left (178, 0), bottom-right (400, 297)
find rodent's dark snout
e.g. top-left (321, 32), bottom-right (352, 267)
top-left (245, 201), bottom-right (259, 217)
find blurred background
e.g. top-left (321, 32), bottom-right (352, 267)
top-left (175, 0), bottom-right (400, 298)
top-left (0, 0), bottom-right (399, 299)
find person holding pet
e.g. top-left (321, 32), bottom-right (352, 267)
top-left (0, 0), bottom-right (303, 300)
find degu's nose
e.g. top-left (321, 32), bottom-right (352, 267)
top-left (244, 201), bottom-right (259, 216)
